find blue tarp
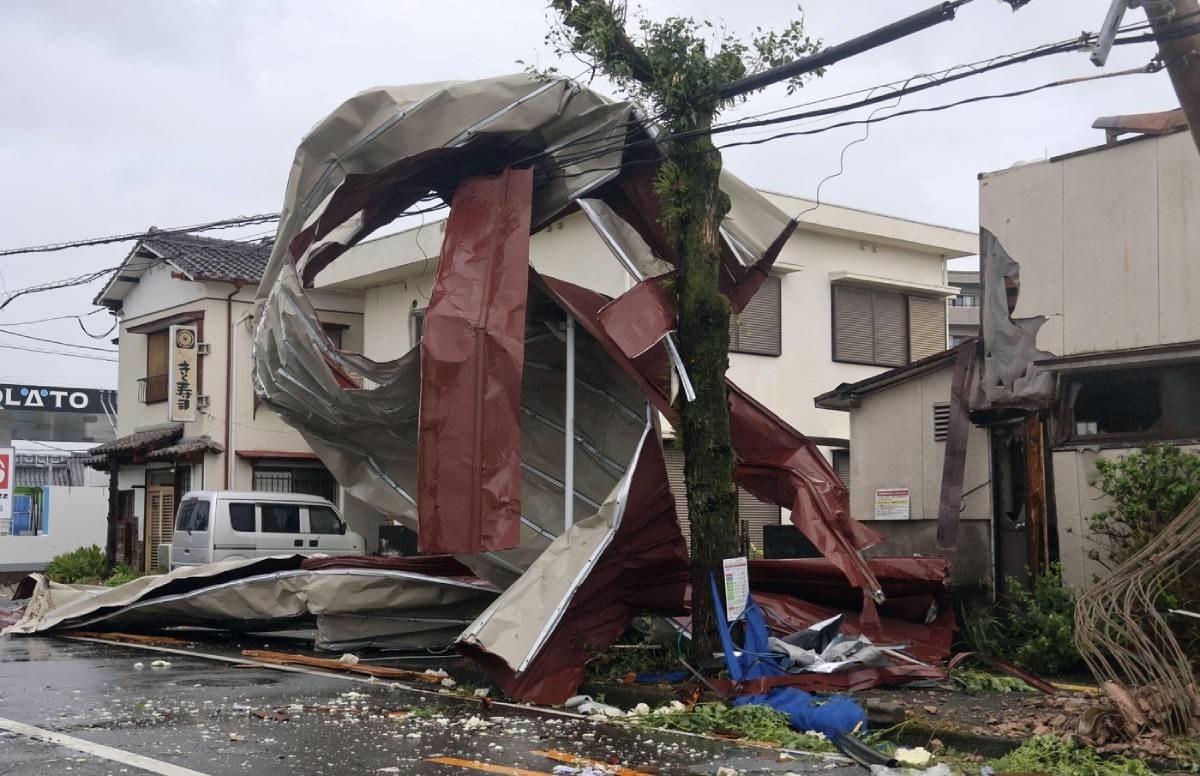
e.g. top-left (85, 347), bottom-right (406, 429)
top-left (710, 574), bottom-right (867, 740)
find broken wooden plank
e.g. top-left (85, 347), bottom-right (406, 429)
top-left (239, 649), bottom-right (447, 683)
top-left (425, 757), bottom-right (551, 775)
top-left (61, 631), bottom-right (194, 648)
top-left (533, 749), bottom-right (653, 776)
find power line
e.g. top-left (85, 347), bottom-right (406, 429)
top-left (0, 343), bottom-right (118, 363)
top-left (0, 213), bottom-right (280, 258)
top-left (0, 327), bottom-right (119, 353)
top-left (0, 308), bottom-right (106, 326)
top-left (0, 258), bottom-right (164, 311)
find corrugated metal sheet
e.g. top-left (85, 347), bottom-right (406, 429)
top-left (738, 486), bottom-right (779, 550)
top-left (908, 295), bottom-right (947, 360)
top-left (663, 445), bottom-right (689, 542)
top-left (832, 285), bottom-right (874, 363)
top-left (730, 274), bottom-right (781, 356)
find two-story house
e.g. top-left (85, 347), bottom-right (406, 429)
top-left (815, 111), bottom-right (1200, 593)
top-left (312, 190), bottom-right (977, 549)
top-left (86, 231), bottom-right (373, 571)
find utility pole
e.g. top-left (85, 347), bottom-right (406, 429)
top-left (1144, 0), bottom-right (1200, 152)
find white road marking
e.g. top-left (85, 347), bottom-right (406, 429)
top-left (0, 715), bottom-right (210, 776)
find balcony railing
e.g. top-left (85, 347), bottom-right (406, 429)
top-left (139, 373), bottom-right (169, 404)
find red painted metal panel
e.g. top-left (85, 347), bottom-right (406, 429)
top-left (417, 168), bottom-right (533, 554)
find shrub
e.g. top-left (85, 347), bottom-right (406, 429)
top-left (1088, 445), bottom-right (1200, 569)
top-left (43, 545), bottom-right (106, 584)
top-left (1003, 563), bottom-right (1082, 675)
top-left (104, 564), bottom-right (141, 587)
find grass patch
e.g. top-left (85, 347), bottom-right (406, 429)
top-left (984, 734), bottom-right (1154, 776)
top-left (950, 668), bottom-right (1032, 694)
top-left (630, 702), bottom-right (835, 752)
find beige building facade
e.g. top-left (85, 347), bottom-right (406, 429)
top-left (89, 233), bottom-right (374, 571)
top-left (316, 190), bottom-right (976, 547)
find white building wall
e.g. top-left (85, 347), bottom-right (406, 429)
top-left (0, 486), bottom-right (108, 572)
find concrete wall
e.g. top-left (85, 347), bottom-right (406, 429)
top-left (848, 365), bottom-right (993, 586)
top-left (0, 486), bottom-right (108, 572)
top-left (979, 131), bottom-right (1200, 357)
top-left (1052, 444), bottom-right (1200, 589)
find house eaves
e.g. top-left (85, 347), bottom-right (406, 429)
top-left (814, 340), bottom-right (972, 412)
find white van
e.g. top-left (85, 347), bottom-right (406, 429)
top-left (168, 491), bottom-right (366, 570)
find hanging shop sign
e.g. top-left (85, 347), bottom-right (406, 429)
top-left (169, 324), bottom-right (199, 422)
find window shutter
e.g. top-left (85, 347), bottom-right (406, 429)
top-left (833, 285), bottom-right (874, 363)
top-left (737, 487), bottom-right (780, 551)
top-left (832, 449), bottom-right (851, 488)
top-left (663, 445), bottom-right (690, 543)
top-left (933, 403), bottom-right (951, 441)
top-left (731, 275), bottom-right (782, 356)
top-left (872, 292), bottom-right (908, 366)
top-left (908, 295), bottom-right (947, 360)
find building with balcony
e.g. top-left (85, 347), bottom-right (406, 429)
top-left (947, 270), bottom-right (980, 345)
top-left (87, 231), bottom-right (375, 571)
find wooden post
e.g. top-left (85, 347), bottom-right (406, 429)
top-left (105, 463), bottom-right (118, 573)
top-left (1023, 412), bottom-right (1050, 580)
top-left (1144, 0), bottom-right (1200, 154)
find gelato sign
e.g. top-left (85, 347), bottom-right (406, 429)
top-left (0, 384), bottom-right (113, 413)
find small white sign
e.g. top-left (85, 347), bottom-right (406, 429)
top-left (722, 556), bottom-right (750, 622)
top-left (168, 324), bottom-right (199, 422)
top-left (0, 447), bottom-right (13, 532)
top-left (874, 488), bottom-right (911, 520)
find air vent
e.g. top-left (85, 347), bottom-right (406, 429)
top-left (933, 402), bottom-right (951, 441)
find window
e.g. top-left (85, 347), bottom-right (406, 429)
top-left (308, 505), bottom-right (343, 535)
top-left (1060, 363), bottom-right (1200, 444)
top-left (950, 294), bottom-right (977, 307)
top-left (229, 503), bottom-right (256, 532)
top-left (261, 504), bottom-right (300, 533)
top-left (729, 275), bottom-right (782, 356)
top-left (831, 285), bottom-right (946, 366)
top-left (832, 449), bottom-right (851, 488)
top-left (933, 403), bottom-right (951, 442)
top-left (410, 308), bottom-right (426, 349)
top-left (253, 464), bottom-right (338, 503)
top-left (174, 499), bottom-right (209, 532)
top-left (142, 330), bottom-right (170, 403)
top-left (321, 323), bottom-right (344, 350)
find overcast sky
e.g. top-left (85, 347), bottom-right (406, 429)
top-left (0, 0), bottom-right (1180, 388)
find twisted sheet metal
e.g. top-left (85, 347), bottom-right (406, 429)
top-left (1074, 495), bottom-right (1200, 736)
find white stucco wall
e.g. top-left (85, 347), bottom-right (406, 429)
top-left (0, 486), bottom-right (108, 572)
top-left (979, 131), bottom-right (1200, 357)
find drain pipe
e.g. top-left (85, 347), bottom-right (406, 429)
top-left (224, 281), bottom-right (246, 489)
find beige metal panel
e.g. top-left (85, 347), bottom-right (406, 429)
top-left (908, 296), bottom-right (947, 360)
top-left (832, 284), bottom-right (874, 363)
top-left (730, 275), bottom-right (782, 356)
top-left (978, 161), bottom-right (1065, 355)
top-left (1061, 140), bottom-right (1159, 354)
top-left (1155, 131), bottom-right (1200, 345)
top-left (848, 374), bottom-right (926, 521)
top-left (663, 445), bottom-right (689, 542)
top-left (872, 291), bottom-right (907, 366)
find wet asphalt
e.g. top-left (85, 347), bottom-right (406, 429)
top-left (0, 635), bottom-right (862, 775)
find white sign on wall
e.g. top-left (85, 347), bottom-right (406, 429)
top-left (0, 447), bottom-right (13, 532)
top-left (722, 556), bottom-right (750, 622)
top-left (168, 324), bottom-right (199, 423)
top-left (874, 488), bottom-right (911, 520)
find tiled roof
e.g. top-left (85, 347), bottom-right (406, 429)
top-left (85, 424), bottom-right (184, 468)
top-left (141, 232), bottom-right (274, 283)
top-left (145, 436), bottom-right (224, 461)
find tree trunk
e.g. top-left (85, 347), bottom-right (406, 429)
top-left (666, 127), bottom-right (740, 665)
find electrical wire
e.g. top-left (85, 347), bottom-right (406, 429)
top-left (0, 343), bottom-right (118, 362)
top-left (0, 258), bottom-right (165, 311)
top-left (0, 213), bottom-right (280, 258)
top-left (0, 326), bottom-right (119, 353)
top-left (0, 308), bottom-right (107, 327)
